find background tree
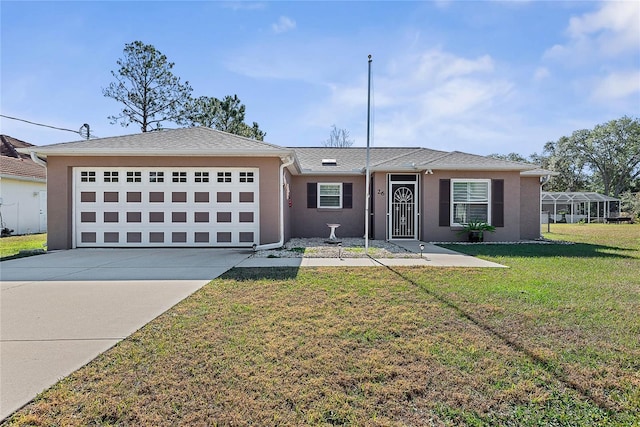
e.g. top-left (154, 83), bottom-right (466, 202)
top-left (103, 41), bottom-right (192, 132)
top-left (323, 125), bottom-right (354, 147)
top-left (569, 116), bottom-right (640, 197)
top-left (538, 117), bottom-right (640, 196)
top-left (184, 94), bottom-right (266, 141)
top-left (620, 191), bottom-right (640, 219)
top-left (537, 137), bottom-right (591, 192)
top-left (488, 152), bottom-right (529, 163)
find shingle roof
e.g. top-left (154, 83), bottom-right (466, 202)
top-left (291, 147), bottom-right (433, 173)
top-left (22, 127), bottom-right (544, 175)
top-left (290, 147), bottom-right (539, 174)
top-left (0, 155), bottom-right (46, 181)
top-left (421, 151), bottom-right (540, 171)
top-left (1, 135), bottom-right (35, 159)
top-left (25, 127), bottom-right (293, 157)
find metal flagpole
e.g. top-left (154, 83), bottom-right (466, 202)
top-left (365, 55), bottom-right (372, 254)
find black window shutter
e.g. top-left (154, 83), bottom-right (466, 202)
top-left (439, 179), bottom-right (451, 226)
top-left (492, 179), bottom-right (504, 227)
top-left (307, 183), bottom-right (317, 208)
top-left (343, 183), bottom-right (353, 209)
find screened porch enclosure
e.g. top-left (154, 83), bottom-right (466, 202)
top-left (541, 192), bottom-right (620, 224)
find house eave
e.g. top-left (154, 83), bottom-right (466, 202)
top-left (19, 149), bottom-right (294, 158)
top-left (0, 174), bottom-right (47, 183)
top-left (422, 165), bottom-right (537, 172)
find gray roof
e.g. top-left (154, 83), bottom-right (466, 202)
top-left (420, 151), bottom-right (540, 171)
top-left (23, 127), bottom-right (293, 157)
top-left (21, 127), bottom-right (545, 175)
top-left (291, 147), bottom-right (540, 174)
top-left (291, 147), bottom-right (440, 174)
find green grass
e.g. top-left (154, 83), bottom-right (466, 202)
top-left (3, 224), bottom-right (639, 426)
top-left (0, 233), bottom-right (47, 260)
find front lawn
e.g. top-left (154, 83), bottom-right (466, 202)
top-left (0, 233), bottom-right (46, 260)
top-left (4, 224), bottom-right (639, 426)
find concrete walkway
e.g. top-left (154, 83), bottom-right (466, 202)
top-left (237, 242), bottom-right (505, 268)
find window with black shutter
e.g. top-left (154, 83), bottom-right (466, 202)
top-left (343, 183), bottom-right (353, 209)
top-left (439, 179), bottom-right (451, 226)
top-left (492, 179), bottom-right (504, 227)
top-left (307, 183), bottom-right (317, 208)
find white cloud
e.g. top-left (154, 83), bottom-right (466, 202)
top-left (272, 16), bottom-right (296, 34)
top-left (533, 67), bottom-right (550, 81)
top-left (591, 69), bottom-right (640, 101)
top-left (304, 48), bottom-right (515, 151)
top-left (545, 1), bottom-right (640, 62)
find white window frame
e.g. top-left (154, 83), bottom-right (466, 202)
top-left (318, 183), bottom-right (342, 209)
top-left (450, 179), bottom-right (491, 226)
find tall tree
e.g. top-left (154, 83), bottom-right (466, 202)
top-left (184, 94), bottom-right (266, 141)
top-left (570, 116), bottom-right (640, 197)
top-left (323, 125), bottom-right (354, 147)
top-left (103, 41), bottom-right (192, 132)
top-left (538, 137), bottom-right (592, 192)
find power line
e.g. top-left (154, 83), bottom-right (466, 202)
top-left (0, 114), bottom-right (97, 139)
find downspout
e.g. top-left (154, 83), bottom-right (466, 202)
top-left (540, 175), bottom-right (551, 236)
top-left (255, 156), bottom-right (295, 251)
top-left (30, 151), bottom-right (47, 168)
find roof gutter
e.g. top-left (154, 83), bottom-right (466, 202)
top-left (255, 156), bottom-right (295, 251)
top-left (27, 150), bottom-right (292, 158)
top-left (29, 151), bottom-right (47, 168)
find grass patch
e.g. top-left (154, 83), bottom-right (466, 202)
top-left (3, 225), bottom-right (639, 425)
top-left (0, 233), bottom-right (47, 260)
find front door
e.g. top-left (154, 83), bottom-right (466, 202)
top-left (388, 175), bottom-right (418, 239)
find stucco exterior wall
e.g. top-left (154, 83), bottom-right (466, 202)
top-left (45, 156), bottom-right (282, 250)
top-left (0, 177), bottom-right (47, 235)
top-left (289, 175), bottom-right (365, 239)
top-left (371, 172), bottom-right (387, 240)
top-left (520, 176), bottom-right (542, 239)
top-left (421, 170), bottom-right (523, 242)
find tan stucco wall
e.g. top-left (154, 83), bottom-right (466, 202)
top-left (289, 175), bottom-right (365, 239)
top-left (371, 172), bottom-right (388, 240)
top-left (520, 176), bottom-right (542, 239)
top-left (421, 170), bottom-right (523, 242)
top-left (46, 156), bottom-right (282, 250)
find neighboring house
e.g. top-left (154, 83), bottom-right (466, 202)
top-left (0, 135), bottom-right (47, 235)
top-left (21, 127), bottom-right (551, 250)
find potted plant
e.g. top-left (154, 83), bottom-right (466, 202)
top-left (457, 220), bottom-right (496, 242)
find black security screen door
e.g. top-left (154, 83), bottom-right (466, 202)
top-left (390, 182), bottom-right (416, 239)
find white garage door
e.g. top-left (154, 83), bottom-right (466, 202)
top-left (74, 167), bottom-right (259, 247)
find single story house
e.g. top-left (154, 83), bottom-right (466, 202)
top-left (22, 127), bottom-right (550, 250)
top-left (0, 135), bottom-right (47, 235)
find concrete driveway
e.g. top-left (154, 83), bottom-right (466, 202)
top-left (0, 248), bottom-right (250, 421)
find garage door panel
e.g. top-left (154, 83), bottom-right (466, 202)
top-left (74, 168), bottom-right (259, 247)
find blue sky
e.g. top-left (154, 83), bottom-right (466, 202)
top-left (1, 1), bottom-right (638, 156)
